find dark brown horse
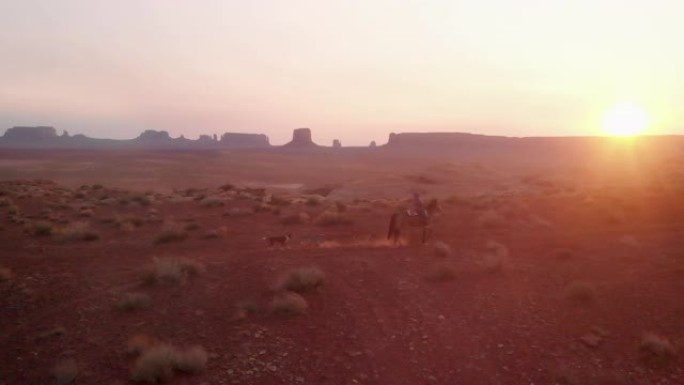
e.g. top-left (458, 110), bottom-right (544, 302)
top-left (387, 198), bottom-right (441, 244)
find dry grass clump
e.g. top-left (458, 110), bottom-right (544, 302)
top-left (427, 261), bottom-right (457, 281)
top-left (154, 222), bottom-right (187, 244)
top-left (127, 334), bottom-right (160, 356)
top-left (563, 281), bottom-right (597, 305)
top-left (305, 195), bottom-right (324, 206)
top-left (51, 358), bottom-right (79, 385)
top-left (275, 266), bottom-right (325, 293)
top-left (33, 221), bottom-right (54, 236)
top-left (131, 344), bottom-right (208, 383)
top-left (143, 257), bottom-right (204, 285)
top-left (116, 292), bottom-right (152, 312)
top-left (481, 241), bottom-right (509, 272)
top-left (199, 196), bottom-right (224, 207)
top-left (280, 212), bottom-right (310, 225)
top-left (315, 211), bottom-right (353, 226)
top-left (0, 266), bottom-right (13, 282)
top-left (223, 207), bottom-right (251, 217)
top-left (477, 209), bottom-right (506, 228)
top-left (269, 291), bottom-right (308, 315)
top-left (639, 332), bottom-right (676, 366)
top-left (433, 241), bottom-right (453, 257)
top-left (58, 221), bottom-right (100, 241)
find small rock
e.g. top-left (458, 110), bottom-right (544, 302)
top-left (579, 333), bottom-right (603, 348)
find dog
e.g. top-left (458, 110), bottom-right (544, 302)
top-left (263, 233), bottom-right (291, 247)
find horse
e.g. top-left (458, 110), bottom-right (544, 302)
top-left (387, 198), bottom-right (441, 244)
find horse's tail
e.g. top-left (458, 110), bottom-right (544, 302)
top-left (388, 213), bottom-right (398, 240)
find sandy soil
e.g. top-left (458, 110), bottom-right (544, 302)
top-left (1, 148), bottom-right (683, 385)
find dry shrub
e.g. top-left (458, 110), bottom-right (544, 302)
top-left (280, 212), bottom-right (310, 225)
top-left (564, 281), bottom-right (597, 305)
top-left (143, 258), bottom-right (204, 286)
top-left (127, 334), bottom-right (160, 356)
top-left (223, 207), bottom-right (251, 217)
top-left (200, 196), bottom-right (224, 207)
top-left (131, 344), bottom-right (176, 383)
top-left (116, 292), bottom-right (151, 312)
top-left (174, 346), bottom-right (208, 373)
top-left (305, 195), bottom-right (324, 206)
top-left (275, 267), bottom-right (325, 293)
top-left (639, 332), bottom-right (676, 366)
top-left (315, 211), bottom-right (353, 226)
top-left (477, 209), bottom-right (506, 228)
top-left (131, 343), bottom-right (208, 383)
top-left (481, 241), bottom-right (509, 272)
top-left (37, 327), bottom-right (66, 340)
top-left (270, 291), bottom-right (308, 315)
top-left (427, 261), bottom-right (457, 281)
top-left (154, 222), bottom-right (187, 244)
top-left (33, 221), bottom-right (54, 236)
top-left (52, 358), bottom-right (79, 385)
top-left (433, 241), bottom-right (452, 257)
top-left (58, 221), bottom-right (100, 241)
top-left (0, 266), bottom-right (13, 282)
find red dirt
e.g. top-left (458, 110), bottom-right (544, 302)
top-left (1, 171), bottom-right (683, 384)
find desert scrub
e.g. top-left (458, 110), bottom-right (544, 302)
top-left (131, 344), bottom-right (208, 383)
top-left (269, 291), bottom-right (308, 315)
top-left (427, 261), bottom-right (457, 282)
top-left (275, 266), bottom-right (325, 293)
top-left (639, 332), bottom-right (676, 366)
top-left (51, 358), bottom-right (79, 385)
top-left (33, 221), bottom-right (54, 236)
top-left (477, 209), bottom-right (506, 228)
top-left (433, 241), bottom-right (452, 257)
top-left (199, 196), bottom-right (224, 207)
top-left (154, 222), bottom-right (187, 244)
top-left (116, 292), bottom-right (152, 312)
top-left (563, 281), bottom-right (597, 305)
top-left (315, 211), bottom-right (353, 226)
top-left (58, 221), bottom-right (100, 241)
top-left (481, 240), bottom-right (509, 272)
top-left (0, 266), bottom-right (13, 282)
top-left (280, 212), bottom-right (310, 225)
top-left (143, 257), bottom-right (204, 285)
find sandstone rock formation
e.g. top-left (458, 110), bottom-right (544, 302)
top-left (284, 128), bottom-right (318, 148)
top-left (2, 126), bottom-right (59, 142)
top-left (220, 133), bottom-right (270, 148)
top-left (332, 139), bottom-right (341, 148)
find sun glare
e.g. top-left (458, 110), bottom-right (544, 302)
top-left (602, 103), bottom-right (650, 137)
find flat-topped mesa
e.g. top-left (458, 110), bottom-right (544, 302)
top-left (284, 128), bottom-right (318, 148)
top-left (332, 139), bottom-right (341, 148)
top-left (220, 132), bottom-right (270, 148)
top-left (137, 130), bottom-right (172, 142)
top-left (387, 132), bottom-right (511, 148)
top-left (2, 126), bottom-right (59, 142)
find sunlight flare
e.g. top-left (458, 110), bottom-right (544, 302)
top-left (602, 103), bottom-right (650, 137)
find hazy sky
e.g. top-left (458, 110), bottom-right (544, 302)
top-left (1, 1), bottom-right (682, 145)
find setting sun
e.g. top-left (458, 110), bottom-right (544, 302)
top-left (602, 103), bottom-right (651, 137)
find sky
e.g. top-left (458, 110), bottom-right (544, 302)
top-left (1, 0), bottom-right (682, 145)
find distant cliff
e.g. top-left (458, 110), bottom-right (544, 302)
top-left (220, 132), bottom-right (270, 148)
top-left (284, 128), bottom-right (319, 148)
top-left (0, 127), bottom-right (272, 149)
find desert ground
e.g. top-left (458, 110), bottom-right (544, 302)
top-left (1, 146), bottom-right (683, 384)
